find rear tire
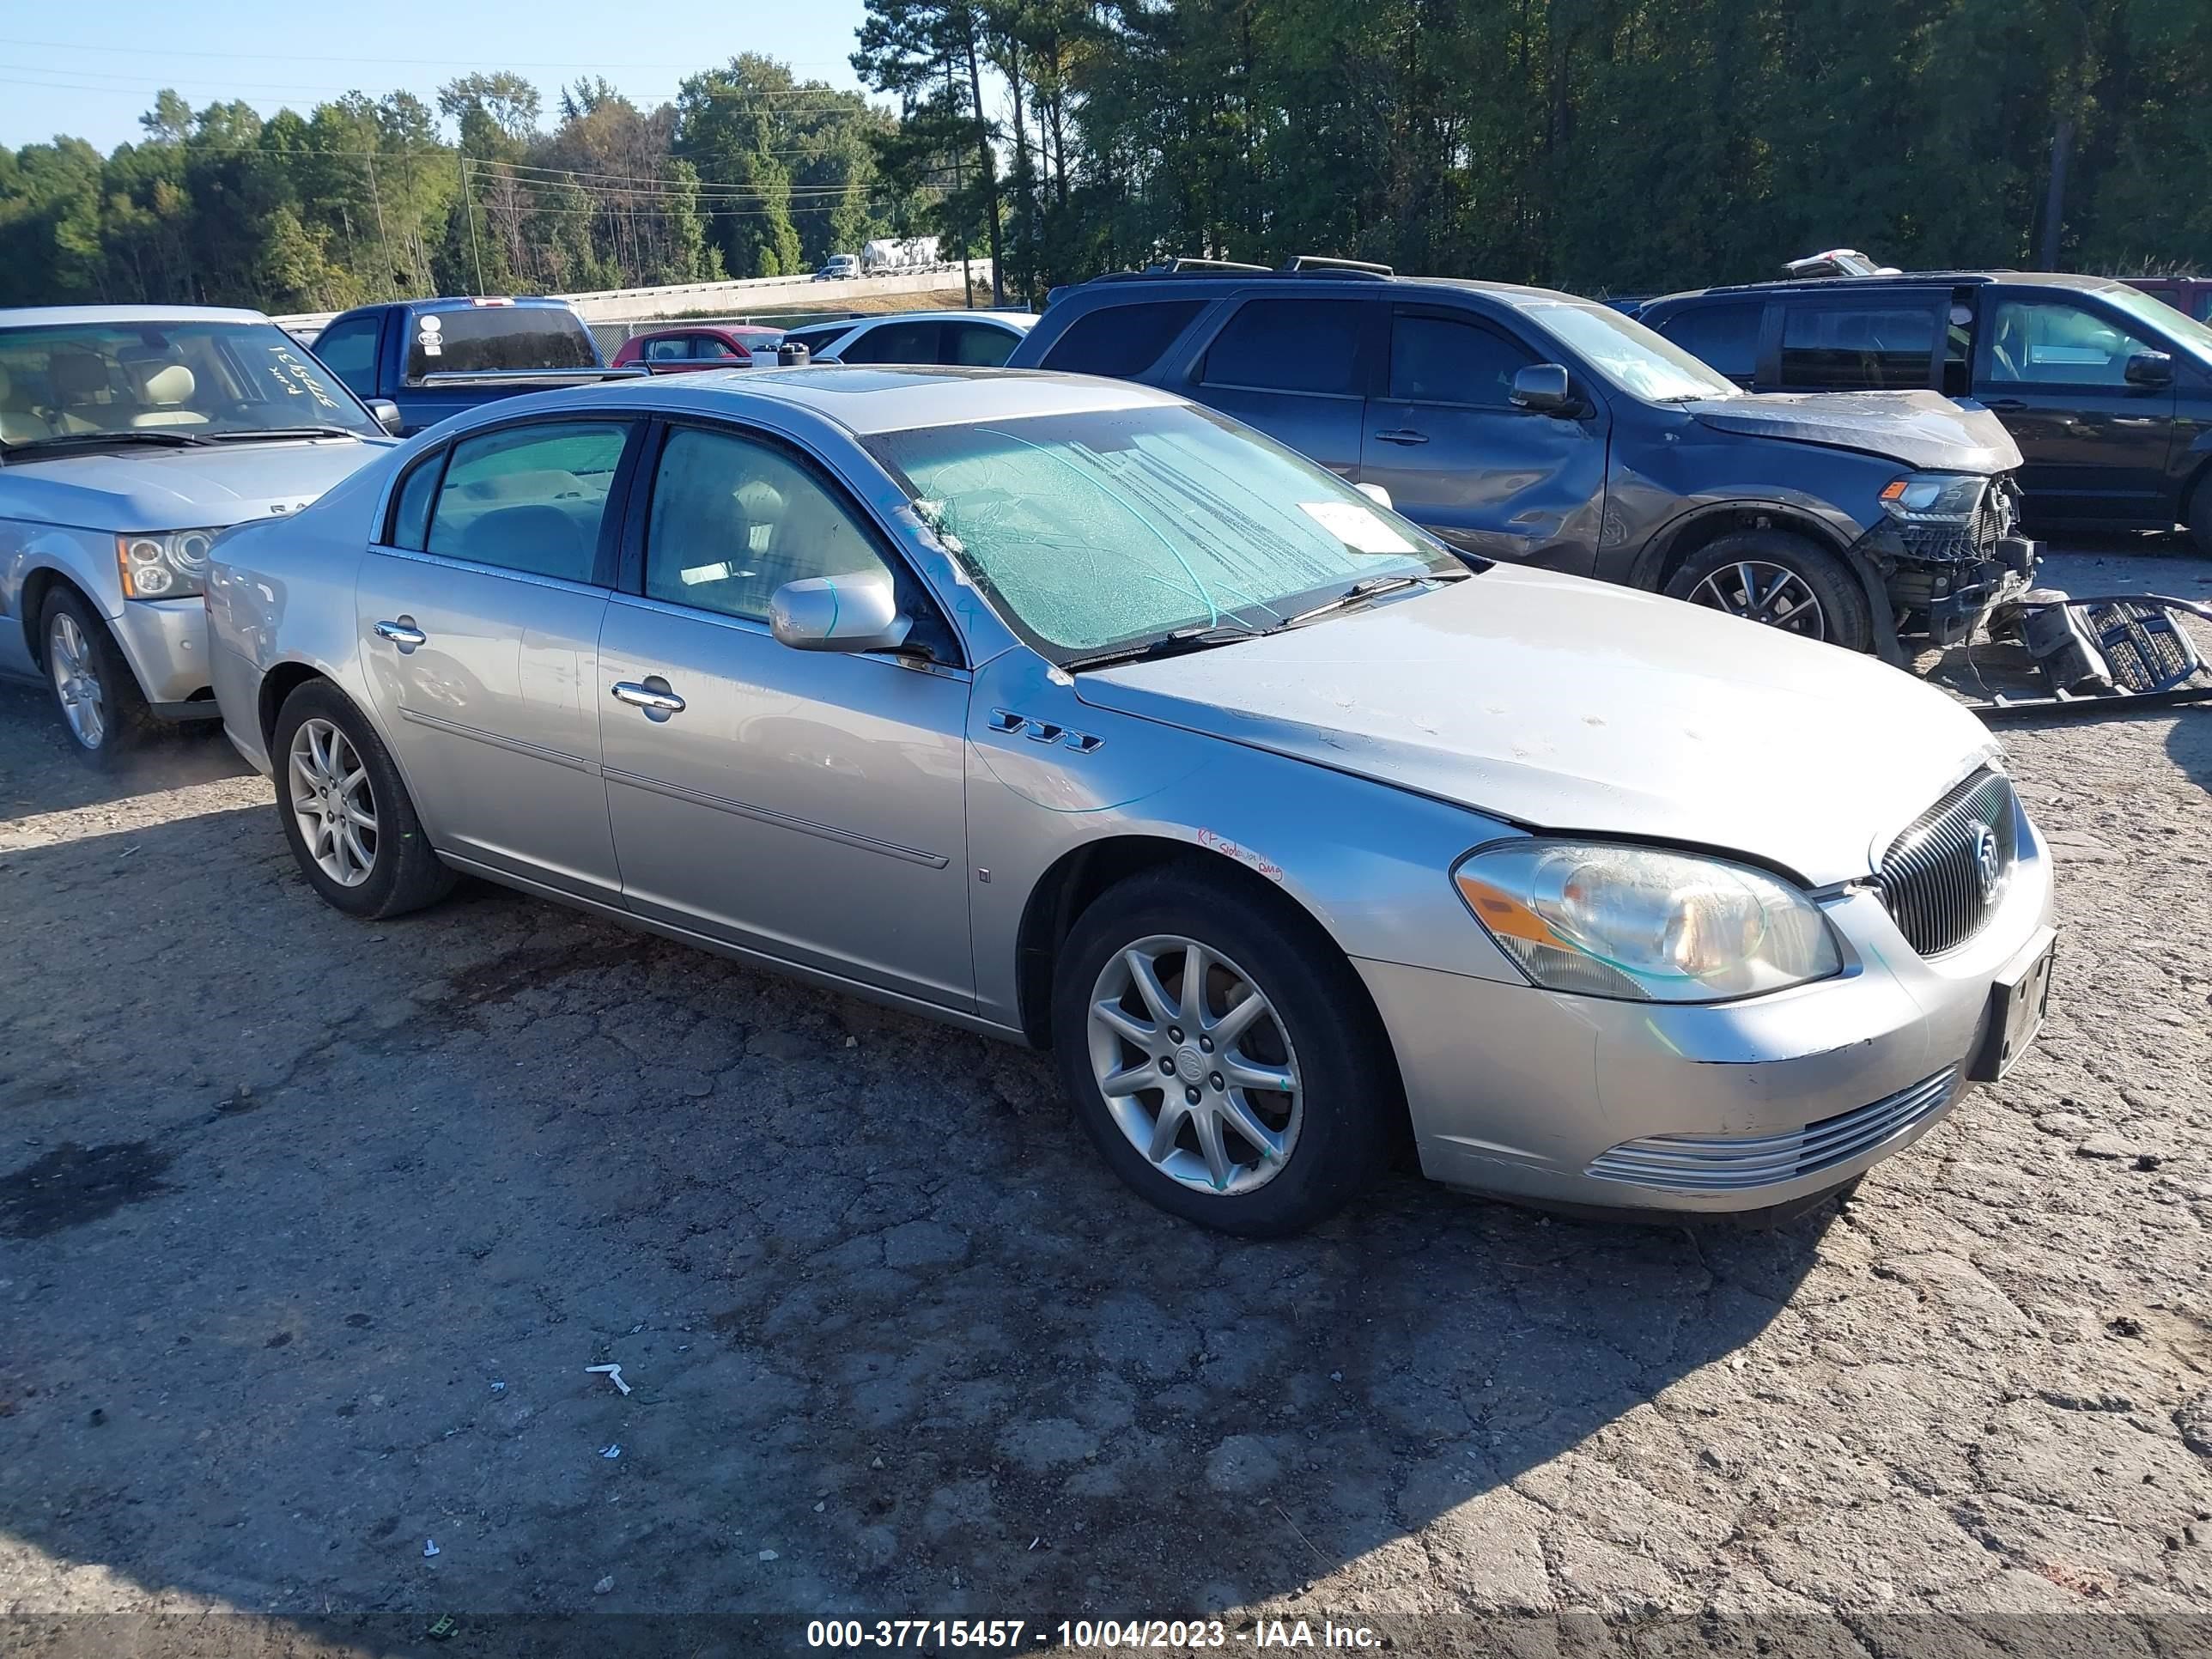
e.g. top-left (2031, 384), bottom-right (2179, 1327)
top-left (1663, 531), bottom-right (1874, 653)
top-left (2187, 474), bottom-right (2212, 557)
top-left (1050, 866), bottom-right (1397, 1237)
top-left (40, 587), bottom-right (157, 765)
top-left (271, 679), bottom-right (456, 920)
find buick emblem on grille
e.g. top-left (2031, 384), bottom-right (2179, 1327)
top-left (1970, 820), bottom-right (2004, 905)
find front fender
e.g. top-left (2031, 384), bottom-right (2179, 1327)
top-left (963, 651), bottom-right (1530, 1033)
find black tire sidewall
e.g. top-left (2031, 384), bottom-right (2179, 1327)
top-left (270, 682), bottom-right (445, 919)
top-left (40, 589), bottom-right (152, 763)
top-left (1050, 869), bottom-right (1395, 1237)
top-left (1663, 531), bottom-right (1874, 653)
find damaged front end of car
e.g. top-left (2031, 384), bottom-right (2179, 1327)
top-left (1856, 472), bottom-right (2039, 650)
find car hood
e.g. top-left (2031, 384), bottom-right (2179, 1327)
top-left (1074, 567), bottom-right (1999, 887)
top-left (1683, 390), bottom-right (2023, 474)
top-left (0, 436), bottom-right (391, 532)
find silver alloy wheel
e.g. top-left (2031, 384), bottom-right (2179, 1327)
top-left (47, 612), bottom-right (106, 749)
top-left (288, 718), bottom-right (379, 888)
top-left (1687, 560), bottom-right (1826, 638)
top-left (1087, 933), bottom-right (1304, 1196)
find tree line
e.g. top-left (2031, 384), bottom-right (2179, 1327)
top-left (4, 0), bottom-right (2209, 315)
top-left (0, 58), bottom-right (925, 313)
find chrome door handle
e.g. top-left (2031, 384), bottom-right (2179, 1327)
top-left (374, 618), bottom-right (427, 649)
top-left (1373, 428), bottom-right (1429, 446)
top-left (611, 680), bottom-right (686, 715)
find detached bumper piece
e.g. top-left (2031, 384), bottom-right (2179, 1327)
top-left (1585, 1068), bottom-right (1959, 1194)
top-left (1976, 592), bottom-right (2212, 718)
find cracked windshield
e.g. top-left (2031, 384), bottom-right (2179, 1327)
top-left (866, 404), bottom-right (1464, 655)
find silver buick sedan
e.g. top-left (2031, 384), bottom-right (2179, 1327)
top-left (205, 368), bottom-right (2057, 1237)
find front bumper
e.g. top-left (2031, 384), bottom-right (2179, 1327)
top-left (1358, 811), bottom-right (2057, 1216)
top-left (109, 596), bottom-right (216, 714)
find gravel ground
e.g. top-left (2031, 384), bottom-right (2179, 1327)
top-left (0, 545), bottom-right (2209, 1656)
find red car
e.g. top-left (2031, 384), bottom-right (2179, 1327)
top-left (611, 325), bottom-right (785, 373)
top-left (2124, 277), bottom-right (2212, 325)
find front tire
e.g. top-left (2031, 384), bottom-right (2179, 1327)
top-left (1050, 867), bottom-right (1397, 1237)
top-left (41, 588), bottom-right (156, 764)
top-left (272, 680), bottom-right (456, 920)
top-left (1663, 531), bottom-right (1874, 653)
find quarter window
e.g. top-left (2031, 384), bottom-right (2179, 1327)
top-left (643, 426), bottom-right (893, 623)
top-left (386, 448), bottom-right (446, 550)
top-left (1778, 303), bottom-right (1938, 391)
top-left (1985, 300), bottom-right (2155, 387)
top-left (1655, 302), bottom-right (1762, 381)
top-left (1387, 313), bottom-right (1534, 406)
top-left (1038, 301), bottom-right (1205, 378)
top-left (423, 421), bottom-right (629, 583)
top-left (1202, 299), bottom-right (1367, 397)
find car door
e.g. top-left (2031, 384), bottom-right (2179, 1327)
top-left (1974, 291), bottom-right (2179, 524)
top-left (1188, 296), bottom-right (1376, 480)
top-left (596, 420), bottom-right (975, 1009)
top-left (356, 416), bottom-right (638, 901)
top-left (309, 313), bottom-right (383, 403)
top-left (1358, 305), bottom-right (1608, 570)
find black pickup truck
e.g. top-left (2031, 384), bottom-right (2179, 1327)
top-left (307, 296), bottom-right (644, 435)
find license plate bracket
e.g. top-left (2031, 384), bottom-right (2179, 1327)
top-left (1969, 928), bottom-right (2057, 1082)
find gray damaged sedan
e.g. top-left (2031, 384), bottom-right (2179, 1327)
top-left (205, 368), bottom-right (2057, 1236)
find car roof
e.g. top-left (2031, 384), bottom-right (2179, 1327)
top-left (843, 310), bottom-right (1042, 328)
top-left (0, 303), bottom-right (273, 327)
top-left (1056, 272), bottom-right (1589, 309)
top-left (1641, 270), bottom-right (2141, 307)
top-left (443, 365), bottom-right (1180, 436)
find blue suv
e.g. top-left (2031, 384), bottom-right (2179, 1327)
top-left (1009, 259), bottom-right (2039, 659)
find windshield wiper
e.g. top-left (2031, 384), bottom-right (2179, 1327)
top-left (2, 429), bottom-right (213, 459)
top-left (203, 426), bottom-right (368, 442)
top-left (1061, 621), bottom-right (1269, 673)
top-left (1282, 572), bottom-right (1459, 628)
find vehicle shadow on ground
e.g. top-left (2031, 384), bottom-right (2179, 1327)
top-left (0, 683), bottom-right (251, 819)
top-left (0, 796), bottom-right (1836, 1633)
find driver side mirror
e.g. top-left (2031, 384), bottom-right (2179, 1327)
top-left (1510, 363), bottom-right (1577, 415)
top-left (367, 399), bottom-right (404, 435)
top-left (769, 571), bottom-right (913, 653)
top-left (2124, 351), bottom-right (2174, 388)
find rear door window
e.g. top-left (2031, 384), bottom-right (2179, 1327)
top-left (1038, 301), bottom-right (1206, 379)
top-left (1778, 301), bottom-right (1939, 390)
top-left (1386, 311), bottom-right (1534, 407)
top-left (942, 321), bottom-right (1020, 367)
top-left (838, 319), bottom-right (944, 365)
top-left (424, 421), bottom-right (630, 583)
top-left (1654, 301), bottom-right (1762, 381)
top-left (1200, 299), bottom-right (1368, 397)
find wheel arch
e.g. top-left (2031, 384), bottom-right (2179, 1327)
top-left (258, 659), bottom-right (337, 750)
top-left (1628, 500), bottom-right (1859, 592)
top-left (20, 565), bottom-right (87, 668)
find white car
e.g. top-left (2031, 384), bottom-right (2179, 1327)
top-left (769, 311), bottom-right (1039, 369)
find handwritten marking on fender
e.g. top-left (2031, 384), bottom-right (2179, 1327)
top-left (1196, 829), bottom-right (1284, 883)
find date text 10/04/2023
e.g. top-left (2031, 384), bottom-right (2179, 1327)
top-left (805, 1618), bottom-right (1382, 1650)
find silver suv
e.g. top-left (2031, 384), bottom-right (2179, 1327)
top-left (0, 305), bottom-right (394, 762)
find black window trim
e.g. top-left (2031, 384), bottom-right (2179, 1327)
top-left (616, 414), bottom-right (967, 670)
top-left (1194, 295), bottom-right (1381, 402)
top-left (397, 412), bottom-right (647, 590)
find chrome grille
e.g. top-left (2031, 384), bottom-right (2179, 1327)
top-left (1874, 769), bottom-right (2018, 956)
top-left (1586, 1069), bottom-right (1958, 1193)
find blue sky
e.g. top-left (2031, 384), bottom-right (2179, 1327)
top-left (1, 0), bottom-right (879, 152)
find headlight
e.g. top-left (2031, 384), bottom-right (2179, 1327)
top-left (1878, 471), bottom-right (1986, 525)
top-left (1452, 841), bottom-right (1842, 1003)
top-left (116, 529), bottom-right (220, 600)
